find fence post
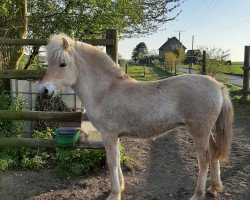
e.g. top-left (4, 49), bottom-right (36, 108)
top-left (201, 50), bottom-right (206, 75)
top-left (106, 29), bottom-right (118, 64)
top-left (242, 46), bottom-right (250, 101)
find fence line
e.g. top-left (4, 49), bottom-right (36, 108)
top-left (0, 138), bottom-right (103, 149)
top-left (0, 38), bottom-right (114, 46)
top-left (0, 29), bottom-right (118, 64)
top-left (0, 69), bottom-right (45, 79)
top-left (0, 110), bottom-right (88, 121)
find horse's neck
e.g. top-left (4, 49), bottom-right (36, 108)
top-left (72, 43), bottom-right (122, 111)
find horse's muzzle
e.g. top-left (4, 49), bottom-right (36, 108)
top-left (42, 88), bottom-right (54, 99)
top-left (39, 85), bottom-right (55, 99)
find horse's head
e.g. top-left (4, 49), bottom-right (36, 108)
top-left (39, 34), bottom-right (79, 99)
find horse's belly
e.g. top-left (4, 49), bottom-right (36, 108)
top-left (118, 122), bottom-right (182, 138)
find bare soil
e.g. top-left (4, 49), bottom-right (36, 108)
top-left (0, 117), bottom-right (249, 200)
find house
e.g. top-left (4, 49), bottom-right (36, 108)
top-left (184, 49), bottom-right (202, 64)
top-left (158, 36), bottom-right (186, 59)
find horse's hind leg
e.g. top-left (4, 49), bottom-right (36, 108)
top-left (102, 133), bottom-right (121, 200)
top-left (207, 135), bottom-right (223, 197)
top-left (190, 129), bottom-right (211, 200)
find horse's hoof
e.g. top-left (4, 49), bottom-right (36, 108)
top-left (207, 185), bottom-right (222, 199)
top-left (207, 187), bottom-right (218, 197)
top-left (106, 192), bottom-right (121, 200)
top-left (208, 182), bottom-right (223, 193)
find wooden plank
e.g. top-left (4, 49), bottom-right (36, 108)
top-left (0, 137), bottom-right (103, 149)
top-left (0, 39), bottom-right (47, 46)
top-left (242, 46), bottom-right (250, 101)
top-left (0, 69), bottom-right (46, 79)
top-left (201, 50), bottom-right (206, 75)
top-left (0, 38), bottom-right (114, 46)
top-left (0, 110), bottom-right (89, 121)
top-left (106, 29), bottom-right (118, 64)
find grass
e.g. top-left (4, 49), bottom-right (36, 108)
top-left (127, 65), bottom-right (172, 81)
top-left (181, 62), bottom-right (244, 76)
top-left (227, 62), bottom-right (244, 76)
top-left (224, 83), bottom-right (250, 122)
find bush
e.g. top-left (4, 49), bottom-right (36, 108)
top-left (55, 147), bottom-right (105, 177)
top-left (198, 47), bottom-right (231, 81)
top-left (0, 94), bottom-right (49, 171)
top-left (0, 93), bottom-right (26, 137)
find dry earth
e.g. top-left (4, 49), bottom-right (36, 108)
top-left (0, 117), bottom-right (249, 200)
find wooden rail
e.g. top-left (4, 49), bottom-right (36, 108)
top-left (0, 137), bottom-right (103, 149)
top-left (0, 38), bottom-right (114, 46)
top-left (0, 69), bottom-right (46, 79)
top-left (0, 110), bottom-right (89, 121)
top-left (0, 29), bottom-right (118, 64)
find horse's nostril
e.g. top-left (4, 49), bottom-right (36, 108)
top-left (44, 88), bottom-right (48, 94)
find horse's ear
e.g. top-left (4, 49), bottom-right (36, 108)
top-left (62, 37), bottom-right (70, 50)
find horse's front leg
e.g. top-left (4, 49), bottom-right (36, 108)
top-left (102, 133), bottom-right (122, 200)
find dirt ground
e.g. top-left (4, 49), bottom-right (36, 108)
top-left (0, 117), bottom-right (249, 200)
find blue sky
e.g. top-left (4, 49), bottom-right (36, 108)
top-left (119, 0), bottom-right (250, 62)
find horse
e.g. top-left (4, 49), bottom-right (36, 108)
top-left (39, 34), bottom-right (234, 200)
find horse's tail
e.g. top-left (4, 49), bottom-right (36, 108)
top-left (213, 86), bottom-right (234, 161)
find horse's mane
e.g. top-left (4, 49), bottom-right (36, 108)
top-left (46, 34), bottom-right (127, 79)
top-left (46, 34), bottom-right (76, 64)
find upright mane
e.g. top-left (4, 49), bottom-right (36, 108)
top-left (46, 34), bottom-right (127, 79)
top-left (46, 34), bottom-right (76, 64)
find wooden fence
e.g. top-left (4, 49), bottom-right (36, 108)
top-left (242, 46), bottom-right (250, 101)
top-left (0, 29), bottom-right (119, 149)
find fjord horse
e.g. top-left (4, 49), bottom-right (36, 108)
top-left (39, 34), bottom-right (233, 200)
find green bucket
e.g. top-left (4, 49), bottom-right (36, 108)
top-left (55, 127), bottom-right (81, 146)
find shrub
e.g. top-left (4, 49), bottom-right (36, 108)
top-left (164, 52), bottom-right (176, 72)
top-left (55, 147), bottom-right (105, 177)
top-left (0, 93), bottom-right (26, 137)
top-left (198, 46), bottom-right (231, 81)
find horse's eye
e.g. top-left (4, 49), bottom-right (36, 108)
top-left (60, 63), bottom-right (66, 67)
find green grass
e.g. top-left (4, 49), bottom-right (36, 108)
top-left (224, 83), bottom-right (250, 122)
top-left (181, 63), bottom-right (244, 76)
top-left (127, 65), bottom-right (172, 81)
top-left (226, 62), bottom-right (243, 76)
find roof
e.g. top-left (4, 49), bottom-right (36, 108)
top-left (158, 36), bottom-right (186, 50)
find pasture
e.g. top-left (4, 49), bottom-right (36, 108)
top-left (182, 62), bottom-right (244, 76)
top-left (0, 65), bottom-right (249, 200)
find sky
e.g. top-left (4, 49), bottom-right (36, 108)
top-left (118, 0), bottom-right (250, 62)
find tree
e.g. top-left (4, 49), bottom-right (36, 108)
top-left (131, 42), bottom-right (148, 64)
top-left (173, 47), bottom-right (185, 73)
top-left (148, 49), bottom-right (159, 65)
top-left (26, 0), bottom-right (182, 39)
top-left (164, 51), bottom-right (176, 73)
top-left (0, 0), bottom-right (183, 69)
top-left (198, 46), bottom-right (231, 80)
top-left (0, 0), bottom-right (28, 69)
top-left (0, 0), bottom-right (28, 92)
top-left (173, 48), bottom-right (185, 65)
